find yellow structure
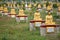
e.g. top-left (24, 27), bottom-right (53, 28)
top-left (0, 6), bottom-right (3, 11)
top-left (37, 4), bottom-right (41, 8)
top-left (7, 2), bottom-right (10, 7)
top-left (58, 6), bottom-right (60, 12)
top-left (46, 5), bottom-right (52, 11)
top-left (28, 4), bottom-right (32, 8)
top-left (10, 8), bottom-right (16, 14)
top-left (34, 3), bottom-right (37, 7)
top-left (3, 7), bottom-right (8, 13)
top-left (43, 3), bottom-right (46, 9)
top-left (18, 9), bottom-right (25, 16)
top-left (45, 12), bottom-right (55, 24)
top-left (34, 10), bottom-right (42, 20)
top-left (57, 3), bottom-right (60, 6)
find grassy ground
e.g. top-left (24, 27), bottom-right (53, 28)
top-left (0, 8), bottom-right (60, 40)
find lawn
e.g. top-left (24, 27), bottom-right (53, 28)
top-left (0, 8), bottom-right (60, 40)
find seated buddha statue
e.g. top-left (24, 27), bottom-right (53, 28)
top-left (58, 6), bottom-right (60, 12)
top-left (28, 4), bottom-right (32, 8)
top-left (34, 10), bottom-right (42, 20)
top-left (0, 6), bottom-right (3, 11)
top-left (45, 12), bottom-right (55, 25)
top-left (34, 3), bottom-right (37, 7)
top-left (37, 3), bottom-right (41, 9)
top-left (18, 9), bottom-right (25, 16)
top-left (10, 8), bottom-right (16, 14)
top-left (43, 3), bottom-right (46, 9)
top-left (3, 7), bottom-right (8, 13)
top-left (46, 5), bottom-right (51, 11)
top-left (27, 4), bottom-right (32, 10)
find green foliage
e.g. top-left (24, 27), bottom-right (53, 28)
top-left (46, 1), bottom-right (49, 7)
top-left (53, 4), bottom-right (58, 8)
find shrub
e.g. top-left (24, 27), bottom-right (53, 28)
top-left (53, 4), bottom-right (58, 8)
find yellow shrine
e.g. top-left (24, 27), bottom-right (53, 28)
top-left (3, 7), bottom-right (8, 13)
top-left (58, 6), bottom-right (60, 12)
top-left (45, 12), bottom-right (55, 24)
top-left (43, 3), bottom-right (46, 9)
top-left (46, 5), bottom-right (52, 11)
top-left (0, 6), bottom-right (3, 11)
top-left (34, 3), bottom-right (37, 7)
top-left (46, 2), bottom-right (52, 11)
top-left (10, 8), bottom-right (16, 14)
top-left (34, 10), bottom-right (42, 20)
top-left (18, 9), bottom-right (25, 16)
top-left (37, 4), bottom-right (41, 8)
top-left (28, 4), bottom-right (32, 8)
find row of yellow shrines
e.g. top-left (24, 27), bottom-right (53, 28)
top-left (0, 2), bottom-right (60, 25)
top-left (0, 6), bottom-right (56, 25)
top-left (0, 2), bottom-right (60, 13)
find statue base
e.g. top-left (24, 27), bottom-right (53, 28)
top-left (16, 15), bottom-right (28, 22)
top-left (8, 14), bottom-right (16, 18)
top-left (29, 20), bottom-right (45, 31)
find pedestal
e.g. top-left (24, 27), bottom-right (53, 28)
top-left (0, 10), bottom-right (3, 13)
top-left (0, 10), bottom-right (3, 16)
top-left (40, 24), bottom-right (60, 36)
top-left (37, 8), bottom-right (42, 11)
top-left (26, 7), bottom-right (31, 11)
top-left (46, 10), bottom-right (53, 13)
top-left (16, 15), bottom-right (28, 22)
top-left (2, 12), bottom-right (9, 16)
top-left (30, 20), bottom-right (45, 31)
top-left (8, 14), bottom-right (16, 18)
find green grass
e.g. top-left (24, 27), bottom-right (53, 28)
top-left (0, 8), bottom-right (60, 40)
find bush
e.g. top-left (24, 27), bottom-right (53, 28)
top-left (53, 4), bottom-right (58, 8)
top-left (46, 1), bottom-right (49, 7)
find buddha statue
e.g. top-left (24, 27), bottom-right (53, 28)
top-left (57, 3), bottom-right (60, 6)
top-left (47, 4), bottom-right (52, 11)
top-left (21, 1), bottom-right (25, 4)
top-left (34, 10), bottom-right (42, 20)
top-left (37, 3), bottom-right (41, 9)
top-left (3, 7), bottom-right (8, 13)
top-left (9, 8), bottom-right (16, 18)
top-left (47, 5), bottom-right (51, 11)
top-left (27, 4), bottom-right (32, 10)
top-left (10, 8), bottom-right (16, 14)
top-left (58, 6), bottom-right (60, 12)
top-left (28, 4), bottom-right (32, 8)
top-left (18, 9), bottom-right (25, 16)
top-left (34, 3), bottom-right (37, 7)
top-left (0, 6), bottom-right (3, 11)
top-left (43, 3), bottom-right (46, 9)
top-left (45, 12), bottom-right (55, 24)
top-left (57, 6), bottom-right (60, 15)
